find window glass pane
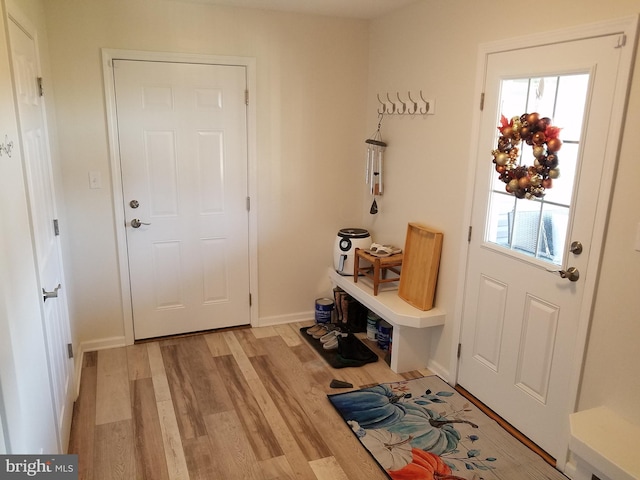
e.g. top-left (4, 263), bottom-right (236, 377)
top-left (540, 204), bottom-right (570, 265)
top-left (525, 77), bottom-right (558, 117)
top-left (486, 192), bottom-right (516, 247)
top-left (554, 75), bottom-right (589, 140)
top-left (543, 142), bottom-right (579, 205)
top-left (511, 201), bottom-right (542, 257)
top-left (485, 73), bottom-right (590, 267)
top-left (500, 79), bottom-right (529, 116)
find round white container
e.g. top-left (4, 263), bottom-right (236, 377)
top-left (333, 228), bottom-right (371, 276)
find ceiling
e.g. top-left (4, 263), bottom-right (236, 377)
top-left (171, 0), bottom-right (421, 20)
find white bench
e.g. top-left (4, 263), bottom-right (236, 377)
top-left (567, 406), bottom-right (640, 480)
top-left (329, 268), bottom-right (445, 373)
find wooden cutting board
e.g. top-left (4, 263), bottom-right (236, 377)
top-left (398, 223), bottom-right (443, 311)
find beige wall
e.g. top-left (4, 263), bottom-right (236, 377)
top-left (41, 0), bottom-right (369, 343)
top-left (366, 0), bottom-right (640, 425)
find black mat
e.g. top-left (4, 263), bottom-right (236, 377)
top-left (300, 326), bottom-right (378, 369)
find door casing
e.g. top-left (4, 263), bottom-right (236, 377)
top-left (450, 15), bottom-right (639, 470)
top-left (102, 49), bottom-right (258, 345)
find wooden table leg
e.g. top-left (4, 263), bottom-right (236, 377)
top-left (372, 258), bottom-right (380, 295)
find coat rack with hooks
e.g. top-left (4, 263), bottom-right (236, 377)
top-left (376, 91), bottom-right (434, 116)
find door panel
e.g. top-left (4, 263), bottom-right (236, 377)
top-left (113, 60), bottom-right (250, 339)
top-left (459, 33), bottom-right (625, 460)
top-left (472, 275), bottom-right (507, 372)
top-left (515, 294), bottom-right (559, 403)
top-left (8, 17), bottom-right (74, 452)
top-left (146, 131), bottom-right (178, 216)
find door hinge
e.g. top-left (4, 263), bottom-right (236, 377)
top-left (479, 92), bottom-right (485, 111)
top-left (249, 293), bottom-right (252, 306)
top-left (245, 89), bottom-right (249, 105)
top-left (457, 343), bottom-right (462, 359)
top-left (468, 225), bottom-right (472, 243)
top-left (67, 343), bottom-right (74, 359)
top-left (614, 34), bottom-right (627, 49)
top-left (246, 196), bottom-right (250, 211)
top-left (53, 219), bottom-right (60, 236)
top-left (37, 77), bottom-right (44, 97)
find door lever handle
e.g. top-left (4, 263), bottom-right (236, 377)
top-left (43, 283), bottom-right (62, 302)
top-left (130, 218), bottom-right (151, 228)
top-left (547, 266), bottom-right (580, 282)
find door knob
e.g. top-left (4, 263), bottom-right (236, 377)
top-left (549, 266), bottom-right (580, 282)
top-left (130, 218), bottom-right (151, 228)
top-left (43, 283), bottom-right (62, 302)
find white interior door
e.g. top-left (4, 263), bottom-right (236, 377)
top-left (113, 60), bottom-right (251, 340)
top-left (458, 33), bottom-right (630, 462)
top-left (8, 16), bottom-right (74, 452)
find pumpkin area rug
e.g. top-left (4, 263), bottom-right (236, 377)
top-left (328, 375), bottom-right (568, 480)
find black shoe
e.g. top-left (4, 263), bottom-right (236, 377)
top-left (337, 334), bottom-right (377, 362)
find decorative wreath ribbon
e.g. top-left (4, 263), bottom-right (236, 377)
top-left (492, 112), bottom-right (562, 199)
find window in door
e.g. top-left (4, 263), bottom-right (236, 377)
top-left (485, 74), bottom-right (589, 266)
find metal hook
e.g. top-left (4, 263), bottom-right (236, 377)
top-left (419, 90), bottom-right (430, 114)
top-left (396, 92), bottom-right (407, 114)
top-left (386, 93), bottom-right (396, 114)
top-left (407, 91), bottom-right (419, 114)
top-left (376, 93), bottom-right (387, 114)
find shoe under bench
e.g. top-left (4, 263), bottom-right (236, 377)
top-left (329, 268), bottom-right (445, 374)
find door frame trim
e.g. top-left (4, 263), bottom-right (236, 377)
top-left (102, 49), bottom-right (259, 344)
top-left (450, 15), bottom-right (639, 469)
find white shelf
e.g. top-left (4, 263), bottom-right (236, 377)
top-left (569, 406), bottom-right (640, 480)
top-left (329, 268), bottom-right (445, 373)
top-left (329, 269), bottom-right (445, 329)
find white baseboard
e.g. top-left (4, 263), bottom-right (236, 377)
top-left (80, 336), bottom-right (127, 352)
top-left (426, 358), bottom-right (451, 384)
top-left (563, 461), bottom-right (578, 480)
top-left (257, 311), bottom-right (314, 327)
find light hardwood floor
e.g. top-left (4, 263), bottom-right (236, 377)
top-left (68, 322), bottom-right (420, 480)
top-left (68, 322), bottom-right (567, 480)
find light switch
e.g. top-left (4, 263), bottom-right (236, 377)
top-left (635, 222), bottom-right (640, 252)
top-left (89, 171), bottom-right (101, 189)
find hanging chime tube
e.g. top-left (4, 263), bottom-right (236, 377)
top-left (365, 138), bottom-right (386, 196)
top-left (377, 146), bottom-right (383, 195)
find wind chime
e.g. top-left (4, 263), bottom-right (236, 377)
top-left (365, 114), bottom-right (386, 214)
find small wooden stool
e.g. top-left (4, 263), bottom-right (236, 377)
top-left (354, 248), bottom-right (403, 296)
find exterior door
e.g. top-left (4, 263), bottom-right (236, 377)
top-left (8, 17), bottom-right (74, 452)
top-left (113, 60), bottom-right (251, 339)
top-left (458, 33), bottom-right (629, 461)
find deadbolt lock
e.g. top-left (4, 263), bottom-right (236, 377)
top-left (570, 241), bottom-right (583, 255)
